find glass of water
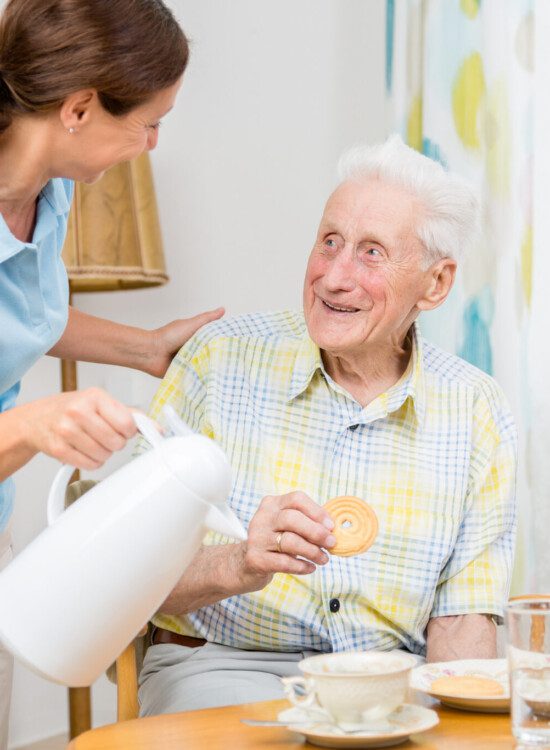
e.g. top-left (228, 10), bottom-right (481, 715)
top-left (506, 597), bottom-right (550, 747)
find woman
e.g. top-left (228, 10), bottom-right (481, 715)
top-left (0, 1), bottom-right (222, 745)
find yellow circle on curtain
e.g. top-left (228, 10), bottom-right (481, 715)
top-left (484, 79), bottom-right (511, 196)
top-left (452, 52), bottom-right (486, 150)
top-left (407, 94), bottom-right (423, 152)
top-left (460, 0), bottom-right (481, 19)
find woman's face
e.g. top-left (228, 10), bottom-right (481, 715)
top-left (61, 77), bottom-right (182, 183)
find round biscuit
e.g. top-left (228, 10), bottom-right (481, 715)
top-left (430, 675), bottom-right (505, 698)
top-left (324, 495), bottom-right (378, 557)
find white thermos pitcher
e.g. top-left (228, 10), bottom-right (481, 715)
top-left (0, 410), bottom-right (246, 686)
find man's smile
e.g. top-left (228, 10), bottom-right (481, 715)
top-left (320, 297), bottom-right (360, 314)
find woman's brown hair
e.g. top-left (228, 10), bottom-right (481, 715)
top-left (0, 0), bottom-right (189, 134)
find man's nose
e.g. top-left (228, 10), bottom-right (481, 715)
top-left (323, 247), bottom-right (357, 292)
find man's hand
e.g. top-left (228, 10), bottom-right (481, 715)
top-left (426, 614), bottom-right (497, 662)
top-left (159, 491), bottom-right (336, 616)
top-left (234, 491), bottom-right (336, 592)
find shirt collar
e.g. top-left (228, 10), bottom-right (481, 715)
top-left (288, 334), bottom-right (324, 401)
top-left (288, 322), bottom-right (426, 427)
top-left (0, 214), bottom-right (25, 262)
top-left (383, 323), bottom-right (426, 427)
top-left (0, 179), bottom-right (71, 263)
top-left (40, 178), bottom-right (71, 216)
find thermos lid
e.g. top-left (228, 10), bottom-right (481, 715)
top-left (159, 435), bottom-right (233, 507)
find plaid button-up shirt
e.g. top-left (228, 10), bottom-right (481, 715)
top-left (148, 310), bottom-right (517, 655)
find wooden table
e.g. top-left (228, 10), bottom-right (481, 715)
top-left (67, 698), bottom-right (516, 749)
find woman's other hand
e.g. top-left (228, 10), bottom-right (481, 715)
top-left (147, 307), bottom-right (224, 377)
top-left (49, 307), bottom-right (225, 379)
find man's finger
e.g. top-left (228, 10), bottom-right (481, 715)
top-left (280, 492), bottom-right (334, 529)
top-left (275, 531), bottom-right (329, 565)
top-left (265, 552), bottom-right (316, 576)
top-left (276, 508), bottom-right (335, 548)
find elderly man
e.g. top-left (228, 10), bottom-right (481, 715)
top-left (138, 136), bottom-right (516, 716)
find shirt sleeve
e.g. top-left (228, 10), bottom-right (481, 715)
top-left (429, 382), bottom-right (517, 623)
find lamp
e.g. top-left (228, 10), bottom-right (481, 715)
top-left (60, 152), bottom-right (168, 738)
top-left (62, 153), bottom-right (168, 291)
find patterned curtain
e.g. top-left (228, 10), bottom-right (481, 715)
top-left (386, 0), bottom-right (535, 592)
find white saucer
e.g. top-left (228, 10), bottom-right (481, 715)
top-left (411, 658), bottom-right (510, 714)
top-left (279, 703), bottom-right (439, 748)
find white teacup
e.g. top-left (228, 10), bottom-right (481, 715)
top-left (282, 651), bottom-right (417, 724)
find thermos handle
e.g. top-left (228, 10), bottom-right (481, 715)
top-left (46, 412), bottom-right (163, 526)
top-left (47, 464), bottom-right (77, 525)
top-left (132, 412), bottom-right (164, 448)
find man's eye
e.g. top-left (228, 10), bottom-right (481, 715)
top-left (366, 247), bottom-right (381, 257)
top-left (324, 236), bottom-right (341, 250)
top-left (148, 121), bottom-right (162, 130)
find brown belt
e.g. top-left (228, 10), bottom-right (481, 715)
top-left (152, 626), bottom-right (207, 649)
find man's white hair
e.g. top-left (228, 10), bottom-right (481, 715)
top-left (337, 135), bottom-right (480, 265)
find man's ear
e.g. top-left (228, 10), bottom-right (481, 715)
top-left (58, 89), bottom-right (98, 133)
top-left (416, 258), bottom-right (457, 312)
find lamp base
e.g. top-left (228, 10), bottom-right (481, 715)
top-left (61, 338), bottom-right (92, 738)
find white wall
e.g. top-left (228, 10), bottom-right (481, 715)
top-left (8, 1), bottom-right (387, 746)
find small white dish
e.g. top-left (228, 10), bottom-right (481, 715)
top-left (411, 658), bottom-right (510, 713)
top-left (278, 703), bottom-right (439, 748)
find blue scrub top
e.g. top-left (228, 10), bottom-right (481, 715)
top-left (0, 178), bottom-right (73, 531)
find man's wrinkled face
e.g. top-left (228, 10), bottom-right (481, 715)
top-left (303, 178), bottom-right (433, 358)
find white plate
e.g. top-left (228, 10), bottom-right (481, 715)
top-left (411, 658), bottom-right (509, 713)
top-left (286, 704), bottom-right (439, 748)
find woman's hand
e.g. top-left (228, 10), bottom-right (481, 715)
top-left (49, 307), bottom-right (225, 379)
top-left (146, 307), bottom-right (225, 377)
top-left (20, 388), bottom-right (137, 470)
top-left (232, 491), bottom-right (336, 594)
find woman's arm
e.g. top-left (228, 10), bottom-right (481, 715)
top-left (0, 403), bottom-right (38, 481)
top-left (48, 306), bottom-right (224, 378)
top-left (0, 388), bottom-right (136, 482)
top-left (0, 307), bottom-right (223, 482)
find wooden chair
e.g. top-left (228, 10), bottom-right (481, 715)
top-left (113, 637), bottom-right (142, 721)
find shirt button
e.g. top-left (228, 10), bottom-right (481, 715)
top-left (329, 598), bottom-right (340, 613)
top-left (349, 424), bottom-right (359, 431)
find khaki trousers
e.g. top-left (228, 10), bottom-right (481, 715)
top-left (0, 526), bottom-right (13, 750)
top-left (138, 641), bottom-right (315, 717)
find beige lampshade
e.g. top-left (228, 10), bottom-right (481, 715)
top-left (62, 153), bottom-right (168, 292)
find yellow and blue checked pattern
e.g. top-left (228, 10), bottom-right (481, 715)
top-left (149, 310), bottom-right (517, 656)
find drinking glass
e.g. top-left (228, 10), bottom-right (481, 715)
top-left (506, 598), bottom-right (550, 747)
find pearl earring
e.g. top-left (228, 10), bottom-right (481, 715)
top-left (68, 127), bottom-right (75, 134)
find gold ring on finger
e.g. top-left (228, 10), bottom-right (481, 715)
top-left (276, 531), bottom-right (284, 554)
